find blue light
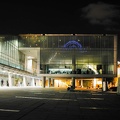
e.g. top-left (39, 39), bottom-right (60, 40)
top-left (63, 40), bottom-right (82, 50)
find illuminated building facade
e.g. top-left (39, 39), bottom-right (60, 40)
top-left (0, 34), bottom-right (118, 91)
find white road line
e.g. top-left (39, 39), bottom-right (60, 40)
top-left (15, 96), bottom-right (77, 101)
top-left (80, 107), bottom-right (108, 110)
top-left (0, 109), bottom-right (20, 112)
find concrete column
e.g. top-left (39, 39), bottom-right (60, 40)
top-left (102, 78), bottom-right (107, 91)
top-left (51, 78), bottom-right (54, 87)
top-left (114, 35), bottom-right (117, 75)
top-left (72, 54), bottom-right (76, 74)
top-left (31, 77), bottom-right (35, 86)
top-left (35, 79), bottom-right (39, 86)
top-left (48, 78), bottom-right (51, 87)
top-left (71, 77), bottom-right (75, 89)
top-left (8, 72), bottom-right (12, 87)
top-left (23, 76), bottom-right (27, 87)
top-left (81, 80), bottom-right (83, 87)
top-left (42, 76), bottom-right (46, 88)
top-left (72, 49), bottom-right (76, 73)
top-left (37, 49), bottom-right (40, 74)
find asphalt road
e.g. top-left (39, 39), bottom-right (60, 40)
top-left (0, 87), bottom-right (120, 120)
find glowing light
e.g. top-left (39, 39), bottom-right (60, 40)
top-left (118, 68), bottom-right (120, 77)
top-left (87, 65), bottom-right (99, 74)
top-left (64, 40), bottom-right (82, 49)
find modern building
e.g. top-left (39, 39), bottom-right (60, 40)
top-left (0, 34), bottom-right (118, 91)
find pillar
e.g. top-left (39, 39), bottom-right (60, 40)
top-left (81, 80), bottom-right (83, 87)
top-left (51, 78), bottom-right (54, 87)
top-left (72, 49), bottom-right (76, 73)
top-left (8, 72), bottom-right (12, 87)
top-left (37, 49), bottom-right (40, 74)
top-left (114, 35), bottom-right (117, 75)
top-left (71, 77), bottom-right (75, 89)
top-left (102, 78), bottom-right (107, 91)
top-left (31, 77), bottom-right (35, 86)
top-left (23, 76), bottom-right (27, 87)
top-left (42, 76), bottom-right (46, 88)
top-left (48, 78), bottom-right (51, 87)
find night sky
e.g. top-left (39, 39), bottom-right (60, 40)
top-left (0, 1), bottom-right (120, 59)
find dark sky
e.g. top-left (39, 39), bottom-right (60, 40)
top-left (0, 1), bottom-right (120, 60)
top-left (0, 1), bottom-right (120, 34)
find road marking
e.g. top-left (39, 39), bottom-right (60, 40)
top-left (0, 109), bottom-right (20, 112)
top-left (34, 93), bottom-right (55, 95)
top-left (77, 97), bottom-right (104, 100)
top-left (16, 96), bottom-right (77, 101)
top-left (80, 107), bottom-right (108, 110)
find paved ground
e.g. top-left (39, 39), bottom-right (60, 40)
top-left (0, 87), bottom-right (120, 120)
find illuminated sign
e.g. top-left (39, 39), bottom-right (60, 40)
top-left (63, 40), bottom-right (82, 50)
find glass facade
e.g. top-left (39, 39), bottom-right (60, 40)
top-left (18, 34), bottom-right (117, 76)
top-left (0, 35), bottom-right (25, 70)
